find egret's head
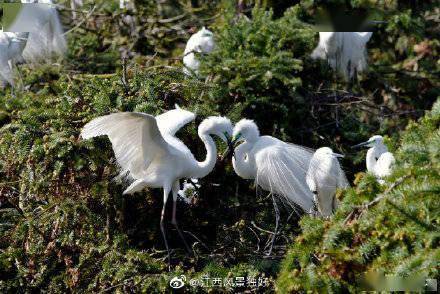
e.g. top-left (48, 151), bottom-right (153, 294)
top-left (315, 147), bottom-right (344, 158)
top-left (198, 116), bottom-right (233, 143)
top-left (232, 119), bottom-right (260, 144)
top-left (352, 135), bottom-right (384, 149)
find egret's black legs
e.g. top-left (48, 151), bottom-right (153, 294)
top-left (172, 183), bottom-right (192, 254)
top-left (268, 194), bottom-right (280, 256)
top-left (160, 187), bottom-right (171, 271)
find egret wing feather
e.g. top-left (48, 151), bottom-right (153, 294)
top-left (155, 107), bottom-right (196, 136)
top-left (81, 112), bottom-right (170, 179)
top-left (255, 144), bottom-right (315, 212)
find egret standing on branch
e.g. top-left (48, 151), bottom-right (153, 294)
top-left (183, 27), bottom-right (215, 76)
top-left (15, 0), bottom-right (67, 63)
top-left (81, 105), bottom-right (233, 268)
top-left (306, 147), bottom-right (349, 217)
top-left (224, 119), bottom-right (315, 255)
top-left (352, 135), bottom-right (395, 183)
top-left (0, 31), bottom-right (29, 89)
top-left (311, 32), bottom-right (373, 79)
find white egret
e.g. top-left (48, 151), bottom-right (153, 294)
top-left (352, 135), bottom-right (395, 183)
top-left (183, 27), bottom-right (215, 76)
top-left (0, 31), bottom-right (29, 89)
top-left (311, 32), bottom-right (373, 79)
top-left (306, 147), bottom-right (349, 217)
top-left (224, 119), bottom-right (315, 254)
top-left (81, 105), bottom-right (233, 267)
top-left (14, 0), bottom-right (67, 63)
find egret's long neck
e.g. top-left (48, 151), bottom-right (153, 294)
top-left (193, 133), bottom-right (217, 178)
top-left (232, 141), bottom-right (256, 180)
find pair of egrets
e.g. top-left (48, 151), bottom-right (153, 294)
top-left (183, 28), bottom-right (373, 80)
top-left (81, 106), bottom-right (394, 264)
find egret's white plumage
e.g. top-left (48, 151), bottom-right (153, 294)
top-left (228, 119), bottom-right (318, 255)
top-left (183, 27), bottom-right (215, 76)
top-left (14, 0), bottom-right (67, 63)
top-left (81, 105), bottom-right (232, 267)
top-left (311, 32), bottom-right (373, 79)
top-left (231, 119), bottom-right (315, 213)
top-left (0, 31), bottom-right (29, 88)
top-left (353, 135), bottom-right (395, 182)
top-left (306, 147), bottom-right (349, 217)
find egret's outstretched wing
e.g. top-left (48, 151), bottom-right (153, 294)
top-left (255, 144), bottom-right (315, 212)
top-left (375, 152), bottom-right (395, 178)
top-left (155, 105), bottom-right (196, 136)
top-left (81, 112), bottom-right (170, 179)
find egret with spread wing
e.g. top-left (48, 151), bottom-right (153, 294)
top-left (224, 119), bottom-right (315, 255)
top-left (81, 105), bottom-right (233, 268)
top-left (306, 147), bottom-right (349, 217)
top-left (311, 32), bottom-right (373, 79)
top-left (352, 135), bottom-right (395, 183)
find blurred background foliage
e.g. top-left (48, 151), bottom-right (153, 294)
top-left (0, 0), bottom-right (438, 292)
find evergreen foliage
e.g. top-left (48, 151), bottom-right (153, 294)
top-left (0, 0), bottom-right (438, 292)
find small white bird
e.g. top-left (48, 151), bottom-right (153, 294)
top-left (12, 0), bottom-right (67, 63)
top-left (0, 31), bottom-right (29, 89)
top-left (311, 32), bottom-right (373, 79)
top-left (353, 135), bottom-right (395, 183)
top-left (306, 147), bottom-right (349, 217)
top-left (81, 105), bottom-right (233, 267)
top-left (183, 27), bottom-right (215, 76)
top-left (225, 119), bottom-right (315, 254)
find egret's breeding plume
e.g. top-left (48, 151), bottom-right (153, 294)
top-left (17, 0), bottom-right (67, 63)
top-left (81, 105), bottom-right (233, 268)
top-left (306, 147), bottom-right (349, 217)
top-left (183, 27), bottom-right (215, 76)
top-left (311, 32), bottom-right (373, 79)
top-left (225, 119), bottom-right (315, 254)
top-left (0, 31), bottom-right (29, 89)
top-left (353, 135), bottom-right (395, 183)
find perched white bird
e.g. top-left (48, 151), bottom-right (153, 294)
top-left (0, 31), bottom-right (29, 89)
top-left (11, 0), bottom-right (67, 63)
top-left (311, 32), bottom-right (373, 79)
top-left (225, 119), bottom-right (315, 254)
top-left (353, 135), bottom-right (395, 183)
top-left (81, 105), bottom-right (233, 267)
top-left (183, 27), bottom-right (215, 76)
top-left (306, 147), bottom-right (349, 217)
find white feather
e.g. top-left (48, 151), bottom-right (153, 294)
top-left (311, 32), bottom-right (373, 79)
top-left (16, 0), bottom-right (67, 63)
top-left (232, 119), bottom-right (316, 213)
top-left (306, 147), bottom-right (349, 217)
top-left (183, 27), bottom-right (215, 76)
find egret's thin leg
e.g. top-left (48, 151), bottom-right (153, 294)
top-left (160, 186), bottom-right (171, 270)
top-left (268, 194), bottom-right (279, 256)
top-left (171, 182), bottom-right (192, 254)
